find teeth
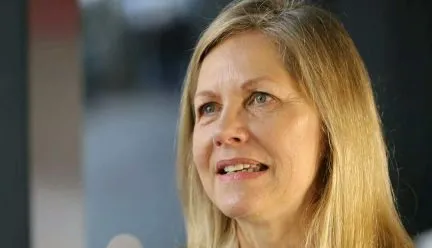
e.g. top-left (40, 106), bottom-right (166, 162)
top-left (223, 164), bottom-right (260, 173)
top-left (224, 165), bottom-right (237, 173)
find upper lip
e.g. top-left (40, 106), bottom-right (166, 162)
top-left (216, 158), bottom-right (264, 172)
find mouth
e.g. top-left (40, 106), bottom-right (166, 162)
top-left (217, 163), bottom-right (269, 175)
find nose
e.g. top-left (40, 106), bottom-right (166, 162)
top-left (212, 109), bottom-right (249, 147)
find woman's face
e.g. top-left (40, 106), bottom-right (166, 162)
top-left (192, 31), bottom-right (322, 221)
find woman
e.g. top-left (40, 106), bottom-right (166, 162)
top-left (176, 0), bottom-right (414, 247)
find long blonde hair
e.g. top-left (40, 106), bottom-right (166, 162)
top-left (176, 0), bottom-right (413, 247)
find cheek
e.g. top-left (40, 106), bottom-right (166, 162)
top-left (253, 112), bottom-right (321, 176)
top-left (281, 116), bottom-right (322, 182)
top-left (192, 128), bottom-right (212, 172)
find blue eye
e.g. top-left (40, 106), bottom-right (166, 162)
top-left (249, 92), bottom-right (273, 105)
top-left (198, 102), bottom-right (217, 116)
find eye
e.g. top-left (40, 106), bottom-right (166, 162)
top-left (198, 102), bottom-right (218, 116)
top-left (248, 91), bottom-right (274, 106)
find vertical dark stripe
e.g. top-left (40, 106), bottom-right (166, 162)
top-left (0, 0), bottom-right (29, 247)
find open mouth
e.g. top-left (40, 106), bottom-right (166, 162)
top-left (217, 163), bottom-right (269, 175)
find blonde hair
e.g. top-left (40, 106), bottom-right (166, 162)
top-left (176, 0), bottom-right (413, 247)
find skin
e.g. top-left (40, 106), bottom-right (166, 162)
top-left (192, 31), bottom-right (323, 248)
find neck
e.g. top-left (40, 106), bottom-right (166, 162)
top-left (236, 214), bottom-right (306, 248)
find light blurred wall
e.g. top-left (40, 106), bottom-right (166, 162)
top-left (82, 1), bottom-right (187, 246)
top-left (29, 0), bottom-right (84, 247)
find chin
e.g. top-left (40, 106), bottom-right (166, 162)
top-left (215, 194), bottom-right (260, 219)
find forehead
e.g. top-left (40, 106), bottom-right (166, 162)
top-left (196, 31), bottom-right (287, 91)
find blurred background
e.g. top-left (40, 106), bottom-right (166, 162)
top-left (81, 1), bottom-right (232, 247)
top-left (0, 0), bottom-right (430, 247)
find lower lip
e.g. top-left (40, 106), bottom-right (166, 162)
top-left (217, 170), bottom-right (267, 182)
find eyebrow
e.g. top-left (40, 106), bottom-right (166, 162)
top-left (240, 76), bottom-right (276, 91)
top-left (194, 76), bottom-right (276, 99)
